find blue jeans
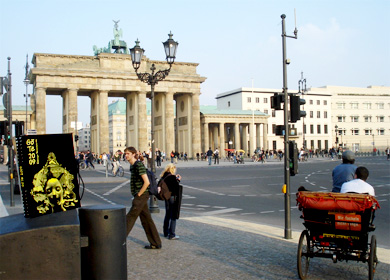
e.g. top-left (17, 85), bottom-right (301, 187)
top-left (164, 196), bottom-right (177, 238)
top-left (208, 156), bottom-right (212, 165)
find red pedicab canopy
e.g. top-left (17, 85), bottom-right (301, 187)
top-left (296, 191), bottom-right (380, 212)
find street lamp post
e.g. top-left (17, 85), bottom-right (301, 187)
top-left (335, 125), bottom-right (338, 148)
top-left (23, 54), bottom-right (30, 134)
top-left (298, 71), bottom-right (306, 149)
top-left (130, 32), bottom-right (178, 213)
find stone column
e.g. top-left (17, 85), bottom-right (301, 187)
top-left (62, 88), bottom-right (78, 135)
top-left (249, 122), bottom-right (255, 155)
top-left (242, 124), bottom-right (248, 154)
top-left (191, 93), bottom-right (201, 158)
top-left (165, 92), bottom-right (174, 156)
top-left (99, 90), bottom-right (109, 155)
top-left (234, 122), bottom-right (240, 150)
top-left (126, 92), bottom-right (137, 148)
top-left (263, 123), bottom-right (268, 150)
top-left (137, 91), bottom-right (148, 153)
top-left (219, 122), bottom-right (225, 151)
top-left (35, 87), bottom-right (46, 134)
top-left (213, 125), bottom-right (219, 149)
top-left (256, 124), bottom-right (261, 149)
top-left (203, 122), bottom-right (209, 152)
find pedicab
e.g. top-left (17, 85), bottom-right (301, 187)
top-left (296, 191), bottom-right (380, 280)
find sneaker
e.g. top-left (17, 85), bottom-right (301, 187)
top-left (168, 235), bottom-right (179, 240)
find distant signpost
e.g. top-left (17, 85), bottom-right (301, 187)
top-left (27, 129), bottom-right (37, 135)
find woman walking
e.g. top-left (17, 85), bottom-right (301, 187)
top-left (159, 163), bottom-right (183, 240)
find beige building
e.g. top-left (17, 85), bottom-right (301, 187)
top-left (216, 85), bottom-right (390, 153)
top-left (312, 85), bottom-right (390, 152)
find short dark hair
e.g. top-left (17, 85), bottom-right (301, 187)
top-left (355, 166), bottom-right (369, 181)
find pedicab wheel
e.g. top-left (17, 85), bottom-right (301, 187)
top-left (297, 230), bottom-right (311, 280)
top-left (369, 235), bottom-right (378, 280)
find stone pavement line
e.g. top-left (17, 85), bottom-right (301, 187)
top-left (182, 215), bottom-right (390, 265)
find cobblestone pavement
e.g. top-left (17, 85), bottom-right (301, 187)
top-left (1, 159), bottom-right (389, 279)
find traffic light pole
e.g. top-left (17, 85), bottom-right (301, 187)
top-left (281, 14), bottom-right (297, 239)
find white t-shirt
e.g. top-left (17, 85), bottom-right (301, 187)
top-left (340, 179), bottom-right (375, 196)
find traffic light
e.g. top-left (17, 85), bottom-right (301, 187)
top-left (74, 135), bottom-right (79, 142)
top-left (15, 121), bottom-right (23, 137)
top-left (271, 93), bottom-right (284, 110)
top-left (290, 95), bottom-right (306, 123)
top-left (2, 77), bottom-right (10, 119)
top-left (289, 140), bottom-right (298, 176)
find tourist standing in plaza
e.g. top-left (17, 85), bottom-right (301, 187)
top-left (124, 146), bottom-right (162, 249)
top-left (159, 163), bottom-right (183, 240)
top-left (332, 150), bottom-right (357, 193)
top-left (214, 147), bottom-right (219, 164)
top-left (206, 147), bottom-right (213, 165)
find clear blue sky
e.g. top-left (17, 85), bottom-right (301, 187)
top-left (1, 0), bottom-right (389, 133)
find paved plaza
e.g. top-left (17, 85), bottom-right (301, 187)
top-left (1, 158), bottom-right (389, 279)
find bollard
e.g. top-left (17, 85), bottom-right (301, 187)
top-left (0, 210), bottom-right (81, 280)
top-left (79, 205), bottom-right (127, 280)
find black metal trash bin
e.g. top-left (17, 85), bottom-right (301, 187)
top-left (79, 205), bottom-right (127, 280)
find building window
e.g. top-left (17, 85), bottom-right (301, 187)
top-left (351, 129), bottom-right (359, 135)
top-left (272, 124), bottom-right (276, 134)
top-left (303, 125), bottom-right (306, 134)
top-left (272, 110), bottom-right (276, 117)
top-left (351, 116), bottom-right (359, 122)
top-left (310, 125), bottom-right (314, 134)
top-left (317, 125), bottom-right (321, 134)
top-left (264, 109), bottom-right (268, 114)
top-left (228, 101), bottom-right (230, 107)
top-left (338, 129), bottom-right (346, 136)
top-left (337, 102), bottom-right (346, 109)
top-left (310, 140), bottom-right (314, 149)
top-left (264, 98), bottom-right (268, 103)
top-left (377, 116), bottom-right (384, 122)
top-left (317, 140), bottom-right (322, 150)
top-left (364, 116), bottom-right (372, 122)
top-left (363, 103), bottom-right (372, 109)
top-left (377, 103), bottom-right (384, 109)
top-left (364, 129), bottom-right (372, 135)
top-left (255, 97), bottom-right (260, 103)
top-left (351, 102), bottom-right (359, 109)
top-left (317, 100), bottom-right (320, 105)
top-left (317, 111), bottom-right (321, 118)
top-left (310, 111), bottom-right (313, 118)
top-left (324, 111), bottom-right (328, 118)
top-left (378, 129), bottom-right (385, 135)
top-left (337, 116), bottom-right (345, 122)
top-left (324, 125), bottom-right (328, 134)
top-left (324, 100), bottom-right (327, 105)
top-left (309, 100), bottom-right (313, 105)
top-left (247, 97), bottom-right (251, 103)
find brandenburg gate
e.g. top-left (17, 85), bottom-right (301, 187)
top-left (29, 52), bottom-right (206, 156)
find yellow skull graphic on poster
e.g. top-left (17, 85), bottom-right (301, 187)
top-left (30, 152), bottom-right (78, 214)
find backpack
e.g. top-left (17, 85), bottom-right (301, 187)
top-left (135, 161), bottom-right (158, 197)
top-left (157, 178), bottom-right (172, 201)
top-left (146, 169), bottom-right (159, 197)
